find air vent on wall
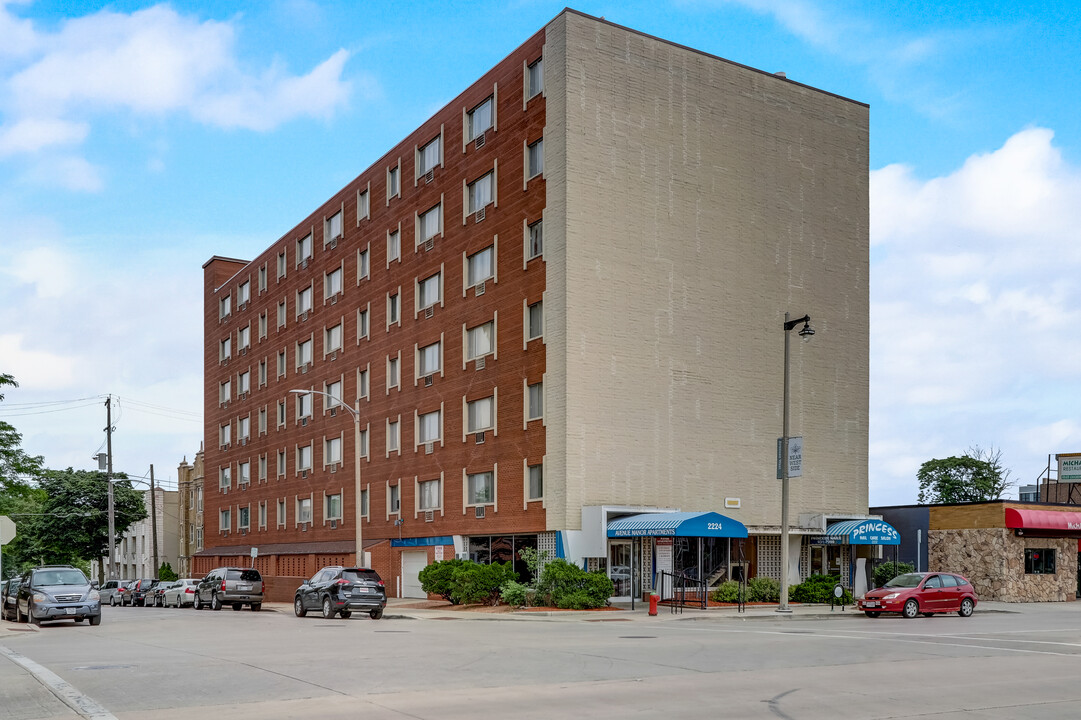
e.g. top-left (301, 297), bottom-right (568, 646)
top-left (424, 442), bottom-right (434, 454)
top-left (424, 510), bottom-right (434, 522)
top-left (475, 207), bottom-right (485, 223)
top-left (424, 237), bottom-right (435, 252)
top-left (475, 506), bottom-right (485, 519)
top-left (425, 169), bottom-right (434, 183)
top-left (475, 432), bottom-right (485, 444)
top-left (425, 306), bottom-right (434, 319)
top-left (474, 132), bottom-right (485, 149)
top-left (475, 357), bottom-right (486, 371)
top-left (424, 375), bottom-right (433, 387)
top-left (475, 281), bottom-right (486, 296)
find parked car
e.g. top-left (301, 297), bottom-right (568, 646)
top-left (193, 567), bottom-right (263, 611)
top-left (99, 579), bottom-right (131, 606)
top-left (858, 572), bottom-right (977, 618)
top-left (5, 565), bottom-right (101, 625)
top-left (294, 566), bottom-right (387, 620)
top-left (127, 578), bottom-right (158, 606)
top-left (149, 581), bottom-right (175, 606)
top-left (163, 579), bottom-right (200, 608)
top-left (1, 578), bottom-right (18, 618)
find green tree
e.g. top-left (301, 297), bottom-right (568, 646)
top-left (0, 373), bottom-right (45, 496)
top-left (917, 446), bottom-right (1013, 504)
top-left (158, 562), bottom-right (178, 582)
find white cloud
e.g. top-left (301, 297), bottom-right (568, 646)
top-left (0, 334), bottom-right (78, 388)
top-left (0, 117), bottom-right (88, 156)
top-left (869, 127), bottom-right (1081, 504)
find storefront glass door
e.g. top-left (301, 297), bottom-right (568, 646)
top-left (609, 541), bottom-right (632, 600)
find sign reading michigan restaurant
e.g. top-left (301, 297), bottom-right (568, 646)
top-left (1059, 453), bottom-right (1081, 483)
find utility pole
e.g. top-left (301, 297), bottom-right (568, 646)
top-left (150, 464), bottom-right (159, 579)
top-left (106, 396), bottom-right (116, 581)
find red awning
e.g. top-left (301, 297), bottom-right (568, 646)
top-left (1005, 508), bottom-right (1081, 536)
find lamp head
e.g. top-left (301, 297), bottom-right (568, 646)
top-left (798, 320), bottom-right (815, 338)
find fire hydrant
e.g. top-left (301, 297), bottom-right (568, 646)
top-left (649, 593), bottom-right (659, 616)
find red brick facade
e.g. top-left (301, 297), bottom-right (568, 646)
top-left (200, 30), bottom-right (548, 597)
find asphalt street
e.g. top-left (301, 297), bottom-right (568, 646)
top-left (4, 600), bottom-right (1081, 719)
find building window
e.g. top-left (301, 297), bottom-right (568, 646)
top-left (277, 450), bottom-right (286, 476)
top-left (528, 58), bottom-right (543, 98)
top-left (220, 509), bottom-right (231, 532)
top-left (277, 301), bottom-right (286, 328)
top-left (297, 338), bottom-right (313, 368)
top-left (219, 423), bottom-right (231, 447)
top-left (237, 371), bottom-right (251, 396)
top-left (258, 265), bottom-right (267, 293)
top-left (325, 437), bottom-right (342, 465)
top-left (277, 350), bottom-right (286, 377)
top-left (418, 273), bottom-right (440, 310)
top-left (237, 506), bottom-right (250, 530)
top-left (325, 267), bottom-right (343, 298)
top-left (419, 203), bottom-right (441, 243)
top-left (325, 323), bottom-right (343, 354)
top-left (258, 502), bottom-right (267, 528)
top-left (297, 234), bottom-right (312, 265)
top-left (388, 357), bottom-right (400, 389)
top-left (388, 165), bottom-right (400, 199)
top-left (528, 464), bottom-right (543, 500)
top-left (358, 248), bottom-right (369, 280)
top-left (277, 499), bottom-right (286, 525)
top-left (326, 210), bottom-right (342, 243)
top-left (238, 461), bottom-right (250, 485)
top-left (326, 493), bottom-right (342, 521)
top-left (277, 400), bottom-right (287, 427)
top-left (358, 369), bottom-right (369, 399)
top-left (358, 308), bottom-right (369, 339)
top-left (219, 295), bottom-right (231, 319)
top-left (297, 497), bottom-right (312, 524)
top-left (419, 478), bottom-right (440, 511)
top-left (238, 280), bottom-right (250, 306)
top-left (467, 321), bottom-right (494, 360)
top-left (297, 391), bottom-right (312, 420)
top-left (258, 407), bottom-right (266, 434)
top-left (237, 416), bottom-right (250, 441)
top-left (418, 341), bottom-right (441, 377)
top-left (258, 455), bottom-right (267, 481)
top-left (358, 189), bottom-right (370, 221)
top-left (418, 410), bottom-right (441, 444)
top-left (387, 420), bottom-right (400, 452)
top-left (528, 139), bottom-right (543, 178)
top-left (527, 220), bottom-right (543, 260)
top-left (237, 326), bottom-right (250, 352)
top-left (467, 397), bottom-right (493, 433)
top-left (528, 382), bottom-right (544, 420)
top-left (277, 251), bottom-right (287, 279)
top-left (219, 337), bottom-right (231, 361)
top-left (388, 230), bottom-right (400, 262)
top-left (469, 97), bottom-right (493, 140)
top-left (298, 286), bottom-right (313, 316)
top-left (219, 380), bottom-right (231, 404)
top-left (326, 380), bottom-right (343, 409)
top-left (258, 313), bottom-right (267, 339)
top-left (467, 247), bottom-right (493, 287)
top-left (389, 484), bottom-right (400, 514)
top-left (219, 466), bottom-right (231, 491)
top-left (388, 292), bottom-right (400, 325)
top-left (528, 301), bottom-right (543, 340)
top-left (468, 472), bottom-right (494, 506)
top-left (360, 489), bottom-right (368, 518)
top-left (358, 428), bottom-right (369, 458)
top-left (418, 136), bottom-right (440, 175)
top-left (297, 444), bottom-right (313, 471)
top-left (1025, 548), bottom-right (1056, 574)
top-left (468, 172), bottom-right (493, 213)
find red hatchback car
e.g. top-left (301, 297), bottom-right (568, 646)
top-left (858, 572), bottom-right (977, 619)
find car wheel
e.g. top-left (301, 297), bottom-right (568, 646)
top-left (369, 609), bottom-right (383, 620)
top-left (250, 603), bottom-right (261, 612)
top-left (959, 598), bottom-right (974, 618)
top-left (294, 597), bottom-right (307, 617)
top-left (89, 615), bottom-right (101, 626)
top-left (211, 593), bottom-right (222, 611)
top-left (339, 610), bottom-right (351, 619)
top-left (902, 599), bottom-right (919, 619)
top-left (109, 595), bottom-right (116, 607)
top-left (232, 603), bottom-right (242, 611)
top-left (864, 611), bottom-right (881, 618)
top-left (193, 593), bottom-right (203, 610)
top-left (29, 606), bottom-right (40, 626)
top-left (322, 597), bottom-right (335, 619)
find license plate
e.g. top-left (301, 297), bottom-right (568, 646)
top-left (864, 601), bottom-right (878, 607)
top-left (239, 585), bottom-right (252, 591)
top-left (66, 608), bottom-right (76, 615)
top-left (357, 587), bottom-right (371, 594)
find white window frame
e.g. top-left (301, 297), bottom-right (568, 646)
top-left (297, 234), bottom-right (313, 266)
top-left (528, 57), bottom-right (543, 99)
top-left (418, 136), bottom-right (441, 175)
top-left (418, 409), bottom-right (441, 445)
top-left (468, 97), bottom-right (493, 140)
top-left (527, 138), bottom-right (544, 179)
top-left (418, 478), bottom-right (441, 511)
top-left (418, 341), bottom-right (441, 377)
top-left (528, 463), bottom-right (544, 501)
top-left (325, 267), bottom-right (343, 299)
top-left (325, 323), bottom-right (343, 354)
top-left (467, 247), bottom-right (494, 287)
top-left (468, 472), bottom-right (494, 506)
top-left (468, 172), bottom-right (493, 214)
top-left (418, 272), bottom-right (441, 310)
top-left (467, 396), bottom-right (494, 434)
top-left (466, 321), bottom-right (494, 361)
top-left (528, 382), bottom-right (544, 421)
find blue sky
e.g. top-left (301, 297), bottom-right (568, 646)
top-left (0, 1), bottom-right (1078, 503)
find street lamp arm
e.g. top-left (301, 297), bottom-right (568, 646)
top-left (288, 388), bottom-right (358, 421)
top-left (783, 314), bottom-right (811, 331)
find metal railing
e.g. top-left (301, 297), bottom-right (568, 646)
top-left (658, 570), bottom-right (707, 613)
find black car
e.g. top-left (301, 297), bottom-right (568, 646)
top-left (3, 565), bottom-right (101, 625)
top-left (294, 566), bottom-right (387, 619)
top-left (128, 578), bottom-right (158, 606)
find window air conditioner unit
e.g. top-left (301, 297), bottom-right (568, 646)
top-left (475, 281), bottom-right (485, 296)
top-left (222, 357), bottom-right (229, 366)
top-left (475, 506), bottom-right (486, 519)
top-left (424, 510), bottom-right (434, 522)
top-left (329, 351), bottom-right (337, 360)
top-left (424, 237), bottom-right (435, 252)
top-left (240, 438), bottom-right (247, 446)
top-left (328, 237), bottom-right (338, 249)
top-left (301, 470), bottom-right (308, 478)
top-left (475, 432), bottom-right (485, 444)
top-left (425, 442), bottom-right (434, 455)
top-left (300, 523), bottom-right (308, 532)
top-left (330, 520), bottom-right (337, 529)
top-left (330, 463), bottom-right (338, 473)
top-left (240, 529), bottom-right (247, 536)
top-left (475, 207), bottom-right (485, 223)
top-left (474, 132), bottom-right (485, 149)
top-left (301, 417), bottom-right (308, 426)
top-left (475, 356), bottom-right (486, 371)
top-left (330, 407), bottom-right (338, 417)
top-left (329, 295), bottom-right (338, 305)
top-left (424, 375), bottom-right (433, 387)
top-left (300, 259), bottom-right (309, 269)
top-left (300, 311), bottom-right (309, 321)
top-left (425, 169), bottom-right (434, 184)
top-left (425, 306), bottom-right (434, 319)
top-left (300, 365), bottom-right (308, 374)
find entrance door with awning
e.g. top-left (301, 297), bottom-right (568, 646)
top-left (817, 519), bottom-right (901, 545)
top-left (606, 511), bottom-right (749, 539)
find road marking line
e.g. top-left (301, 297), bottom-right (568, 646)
top-left (0, 645), bottom-right (119, 720)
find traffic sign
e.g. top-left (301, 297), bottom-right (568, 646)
top-left (0, 515), bottom-right (15, 545)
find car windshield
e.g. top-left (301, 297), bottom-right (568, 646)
top-left (884, 573), bottom-right (924, 588)
top-left (227, 569), bottom-right (261, 582)
top-left (34, 570), bottom-right (87, 586)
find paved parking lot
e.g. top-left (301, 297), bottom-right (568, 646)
top-left (5, 600), bottom-right (1081, 719)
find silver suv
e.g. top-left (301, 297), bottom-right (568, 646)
top-left (193, 567), bottom-right (263, 611)
top-left (6, 565), bottom-right (101, 626)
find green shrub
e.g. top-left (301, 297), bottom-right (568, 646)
top-left (158, 562), bottom-right (178, 582)
top-left (500, 580), bottom-right (529, 607)
top-left (451, 561), bottom-right (516, 605)
top-left (535, 559), bottom-right (613, 609)
top-left (709, 580), bottom-right (742, 603)
top-left (746, 576), bottom-right (780, 602)
top-left (873, 561), bottom-right (914, 589)
top-left (418, 558), bottom-right (468, 603)
top-left (788, 574), bottom-right (853, 604)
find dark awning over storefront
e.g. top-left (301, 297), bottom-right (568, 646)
top-left (1005, 508), bottom-right (1081, 537)
top-left (815, 519), bottom-right (901, 545)
top-left (607, 511), bottom-right (748, 538)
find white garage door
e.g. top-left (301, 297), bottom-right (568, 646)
top-left (401, 550), bottom-right (429, 598)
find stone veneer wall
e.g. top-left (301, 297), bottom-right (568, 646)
top-left (929, 528), bottom-right (1076, 602)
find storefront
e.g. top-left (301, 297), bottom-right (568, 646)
top-left (812, 518), bottom-right (901, 597)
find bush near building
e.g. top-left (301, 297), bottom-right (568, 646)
top-left (709, 574), bottom-right (854, 605)
top-left (418, 559), bottom-right (515, 605)
top-left (533, 559), bottom-right (613, 609)
top-left (873, 561), bottom-right (914, 589)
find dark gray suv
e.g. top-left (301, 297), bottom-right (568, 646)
top-left (5, 565), bottom-right (101, 625)
top-left (294, 566), bottom-right (387, 619)
top-left (193, 567), bottom-right (263, 611)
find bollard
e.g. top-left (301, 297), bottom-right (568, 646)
top-left (649, 593), bottom-right (659, 616)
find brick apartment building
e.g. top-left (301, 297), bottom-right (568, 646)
top-left (198, 9), bottom-right (870, 601)
top-left (176, 448), bottom-right (205, 579)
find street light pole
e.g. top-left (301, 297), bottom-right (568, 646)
top-left (289, 390), bottom-right (364, 567)
top-left (778, 312), bottom-right (814, 613)
top-left (106, 396), bottom-right (116, 581)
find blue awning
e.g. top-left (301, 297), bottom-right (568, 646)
top-left (390, 536), bottom-right (454, 548)
top-left (819, 519), bottom-right (900, 545)
top-left (607, 511), bottom-right (748, 539)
